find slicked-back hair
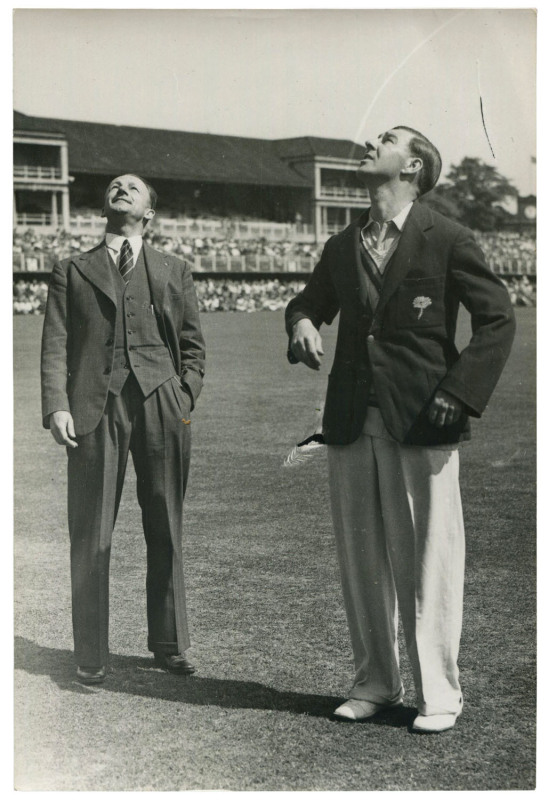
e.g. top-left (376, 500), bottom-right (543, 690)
top-left (393, 126), bottom-right (442, 196)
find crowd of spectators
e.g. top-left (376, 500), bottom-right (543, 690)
top-left (13, 228), bottom-right (97, 260)
top-left (14, 227), bottom-right (535, 271)
top-left (13, 228), bottom-right (321, 268)
top-left (474, 231), bottom-right (536, 274)
top-left (13, 226), bottom-right (536, 314)
top-left (12, 279), bottom-right (307, 315)
top-left (13, 281), bottom-right (49, 315)
top-left (194, 279), bottom-right (305, 312)
top-left (143, 229), bottom-right (321, 261)
top-left (504, 276), bottom-right (536, 307)
top-left (13, 272), bottom-right (535, 316)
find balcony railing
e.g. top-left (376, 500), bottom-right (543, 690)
top-left (486, 258), bottom-right (536, 275)
top-left (14, 213), bottom-right (314, 241)
top-left (325, 223), bottom-right (347, 236)
top-left (11, 251), bottom-right (317, 274)
top-left (15, 213), bottom-right (52, 227)
top-left (320, 186), bottom-right (369, 199)
top-left (14, 165), bottom-right (62, 181)
top-left (154, 218), bottom-right (314, 240)
top-left (190, 254), bottom-right (316, 273)
top-left (158, 218), bottom-right (313, 239)
top-left (12, 251), bottom-right (536, 277)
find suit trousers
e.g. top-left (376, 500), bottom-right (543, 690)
top-left (327, 409), bottom-right (465, 716)
top-left (67, 373), bottom-right (192, 667)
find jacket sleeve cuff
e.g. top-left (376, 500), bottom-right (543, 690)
top-left (42, 406), bottom-right (71, 429)
top-left (181, 368), bottom-right (203, 411)
top-left (437, 376), bottom-right (483, 418)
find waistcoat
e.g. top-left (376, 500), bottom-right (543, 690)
top-left (109, 248), bottom-right (176, 397)
top-left (359, 243), bottom-right (388, 315)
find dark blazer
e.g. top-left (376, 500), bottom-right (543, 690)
top-left (285, 202), bottom-right (516, 446)
top-left (41, 240), bottom-right (205, 436)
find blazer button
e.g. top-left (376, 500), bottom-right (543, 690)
top-left (104, 366), bottom-right (111, 375)
top-left (105, 338), bottom-right (114, 346)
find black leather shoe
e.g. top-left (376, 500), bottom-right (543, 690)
top-left (76, 665), bottom-right (106, 685)
top-left (153, 653), bottom-right (196, 675)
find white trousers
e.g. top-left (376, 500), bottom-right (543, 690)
top-left (327, 409), bottom-right (465, 716)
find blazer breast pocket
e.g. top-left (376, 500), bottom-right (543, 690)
top-left (395, 276), bottom-right (445, 329)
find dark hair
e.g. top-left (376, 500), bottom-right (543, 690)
top-left (393, 126), bottom-right (442, 196)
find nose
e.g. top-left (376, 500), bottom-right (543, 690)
top-left (364, 139), bottom-right (376, 152)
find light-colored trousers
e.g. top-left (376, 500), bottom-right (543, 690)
top-left (327, 409), bottom-right (465, 716)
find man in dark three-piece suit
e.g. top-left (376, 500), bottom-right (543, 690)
top-left (41, 174), bottom-right (205, 684)
top-left (285, 126), bottom-right (515, 732)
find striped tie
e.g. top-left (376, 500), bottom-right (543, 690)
top-left (118, 239), bottom-right (134, 283)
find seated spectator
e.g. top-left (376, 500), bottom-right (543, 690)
top-left (13, 227), bottom-right (536, 311)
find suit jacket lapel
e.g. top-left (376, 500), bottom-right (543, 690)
top-left (143, 242), bottom-right (172, 315)
top-left (73, 242), bottom-right (117, 307)
top-left (374, 201), bottom-right (434, 320)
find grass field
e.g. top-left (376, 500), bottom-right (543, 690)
top-left (14, 308), bottom-right (536, 791)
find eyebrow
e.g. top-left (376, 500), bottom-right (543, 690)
top-left (109, 180), bottom-right (141, 190)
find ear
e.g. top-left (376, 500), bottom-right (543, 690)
top-left (144, 208), bottom-right (155, 223)
top-left (401, 157), bottom-right (423, 176)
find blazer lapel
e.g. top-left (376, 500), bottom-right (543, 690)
top-left (333, 211), bottom-right (371, 312)
top-left (374, 201), bottom-right (434, 320)
top-left (73, 242), bottom-right (117, 307)
top-left (143, 242), bottom-right (172, 315)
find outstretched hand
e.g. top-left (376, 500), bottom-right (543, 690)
top-left (290, 319), bottom-right (324, 371)
top-left (428, 390), bottom-right (463, 428)
top-left (49, 410), bottom-right (78, 448)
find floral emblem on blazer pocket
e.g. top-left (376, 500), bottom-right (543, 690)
top-left (412, 295), bottom-right (432, 319)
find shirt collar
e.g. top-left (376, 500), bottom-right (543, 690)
top-left (105, 232), bottom-right (143, 253)
top-left (363, 201), bottom-right (414, 232)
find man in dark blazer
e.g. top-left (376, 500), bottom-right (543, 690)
top-left (41, 173), bottom-right (205, 684)
top-left (285, 126), bottom-right (515, 732)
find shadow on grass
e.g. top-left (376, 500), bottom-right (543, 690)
top-left (15, 636), bottom-right (414, 727)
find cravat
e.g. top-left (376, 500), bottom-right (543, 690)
top-left (362, 220), bottom-right (398, 275)
top-left (375, 220), bottom-right (391, 250)
top-left (118, 239), bottom-right (134, 283)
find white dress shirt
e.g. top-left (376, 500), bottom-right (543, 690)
top-left (105, 233), bottom-right (144, 267)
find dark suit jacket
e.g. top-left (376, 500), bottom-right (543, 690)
top-left (41, 241), bottom-right (205, 436)
top-left (285, 202), bottom-right (516, 446)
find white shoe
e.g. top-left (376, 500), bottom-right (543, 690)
top-left (412, 711), bottom-right (460, 733)
top-left (333, 698), bottom-right (403, 721)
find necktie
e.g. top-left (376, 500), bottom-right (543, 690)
top-left (118, 239), bottom-right (134, 283)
